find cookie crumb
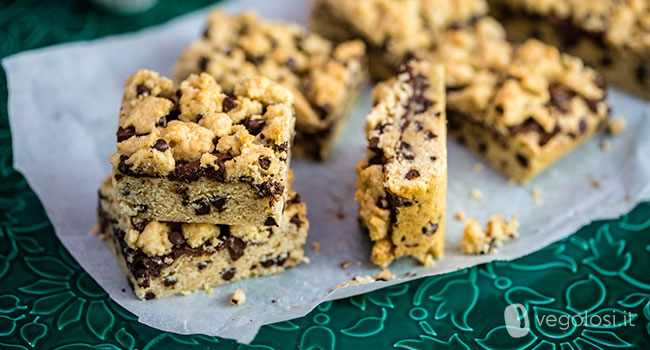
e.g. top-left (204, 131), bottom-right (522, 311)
top-left (474, 163), bottom-right (484, 173)
top-left (470, 188), bottom-right (483, 200)
top-left (422, 254), bottom-right (435, 266)
top-left (587, 175), bottom-right (601, 189)
top-left (460, 216), bottom-right (519, 255)
top-left (531, 188), bottom-right (542, 206)
top-left (302, 256), bottom-right (311, 264)
top-left (455, 211), bottom-right (466, 221)
top-left (607, 117), bottom-right (625, 135)
top-left (311, 241), bottom-right (321, 253)
top-left (600, 139), bottom-right (611, 152)
top-left (207, 288), bottom-right (214, 295)
top-left (333, 275), bottom-right (375, 290)
top-left (181, 290), bottom-right (192, 296)
top-left (340, 261), bottom-right (351, 269)
top-left (375, 269), bottom-right (392, 281)
top-left (230, 288), bottom-right (246, 306)
top-left (91, 224), bottom-right (101, 235)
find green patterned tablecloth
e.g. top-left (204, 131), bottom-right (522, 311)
top-left (0, 1), bottom-right (649, 349)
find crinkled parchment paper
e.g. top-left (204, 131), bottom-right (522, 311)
top-left (4, 0), bottom-right (650, 343)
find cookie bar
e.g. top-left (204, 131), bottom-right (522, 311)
top-left (355, 61), bottom-right (447, 267)
top-left (310, 0), bottom-right (489, 79)
top-left (490, 0), bottom-right (650, 100)
top-left (110, 70), bottom-right (295, 226)
top-left (416, 19), bottom-right (610, 182)
top-left (173, 10), bottom-right (367, 160)
top-left (98, 177), bottom-right (308, 300)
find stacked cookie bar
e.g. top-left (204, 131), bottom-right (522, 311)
top-left (100, 70), bottom-right (308, 299)
top-left (174, 10), bottom-right (367, 160)
top-left (312, 0), bottom-right (610, 182)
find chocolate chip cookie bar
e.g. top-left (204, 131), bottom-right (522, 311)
top-left (310, 0), bottom-right (489, 79)
top-left (173, 10), bottom-right (367, 160)
top-left (490, 0), bottom-right (650, 100)
top-left (415, 19), bottom-right (610, 182)
top-left (98, 177), bottom-right (308, 300)
top-left (110, 70), bottom-right (295, 226)
top-left (355, 61), bottom-right (447, 267)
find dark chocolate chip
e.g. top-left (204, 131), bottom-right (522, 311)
top-left (114, 174), bottom-right (123, 181)
top-left (210, 196), bottom-right (227, 212)
top-left (549, 85), bottom-right (575, 114)
top-left (479, 143), bottom-right (487, 153)
top-left (258, 155), bottom-right (271, 170)
top-left (199, 56), bottom-right (210, 71)
top-left (163, 279), bottom-right (177, 286)
top-left (405, 169), bottom-right (420, 180)
top-left (315, 104), bottom-right (331, 119)
top-left (197, 261), bottom-right (209, 270)
top-left (516, 154), bottom-right (529, 168)
top-left (376, 196), bottom-right (391, 209)
top-left (261, 259), bottom-right (274, 268)
top-left (194, 199), bottom-right (211, 215)
top-left (286, 57), bottom-right (296, 71)
top-left (414, 121), bottom-right (423, 131)
top-left (221, 268), bottom-right (236, 280)
top-left (288, 193), bottom-right (301, 204)
top-left (579, 118), bottom-right (587, 134)
top-left (117, 126), bottom-right (136, 142)
top-left (222, 96), bottom-right (238, 112)
top-left (153, 139), bottom-right (169, 152)
top-left (636, 65), bottom-right (647, 84)
top-left (290, 214), bottom-right (302, 228)
top-left (422, 222), bottom-right (439, 235)
top-left (276, 255), bottom-right (287, 266)
top-left (265, 217), bottom-right (277, 226)
top-left (168, 231), bottom-right (185, 245)
top-left (426, 131), bottom-right (437, 139)
top-left (136, 84), bottom-right (150, 96)
top-left (225, 236), bottom-right (246, 261)
top-left (243, 117), bottom-right (266, 135)
top-left (144, 292), bottom-right (156, 300)
top-left (255, 181), bottom-right (284, 198)
top-left (155, 118), bottom-right (166, 127)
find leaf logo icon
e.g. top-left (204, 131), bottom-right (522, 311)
top-left (504, 303), bottom-right (530, 338)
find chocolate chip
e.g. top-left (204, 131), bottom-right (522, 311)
top-left (114, 174), bottom-right (123, 181)
top-left (405, 169), bottom-right (420, 180)
top-left (168, 231), bottom-right (185, 245)
top-left (258, 156), bottom-right (271, 170)
top-left (222, 96), bottom-right (238, 112)
top-left (376, 196), bottom-right (391, 209)
top-left (210, 196), bottom-right (227, 212)
top-left (430, 156), bottom-right (437, 162)
top-left (153, 139), bottom-right (169, 152)
top-left (117, 126), bottom-right (136, 142)
top-left (243, 117), bottom-right (266, 135)
top-left (265, 217), bottom-right (277, 226)
top-left (225, 236), bottom-right (246, 261)
top-left (290, 214), bottom-right (302, 228)
top-left (276, 255), bottom-right (287, 266)
top-left (166, 104), bottom-right (180, 122)
top-left (516, 154), bottom-right (529, 167)
top-left (169, 159), bottom-right (202, 183)
top-left (549, 85), bottom-right (574, 114)
top-left (132, 219), bottom-right (147, 232)
top-left (286, 57), bottom-right (296, 71)
top-left (579, 118), bottom-right (587, 134)
top-left (426, 131), bottom-right (437, 139)
top-left (199, 56), bottom-right (210, 71)
top-left (193, 199), bottom-right (211, 215)
top-left (261, 259), bottom-right (275, 268)
top-left (163, 279), bottom-right (177, 286)
top-left (422, 222), bottom-right (439, 235)
top-left (414, 121), bottom-right (423, 131)
top-left (315, 104), bottom-right (331, 119)
top-left (155, 118), bottom-right (165, 127)
top-left (636, 65), bottom-right (647, 84)
top-left (136, 84), bottom-right (150, 96)
top-left (255, 181), bottom-right (284, 198)
top-left (221, 268), bottom-right (236, 280)
top-left (368, 136), bottom-right (380, 151)
top-left (288, 193), bottom-right (301, 204)
top-left (197, 261), bottom-right (209, 270)
top-left (398, 141), bottom-right (414, 160)
top-left (478, 143), bottom-right (487, 153)
top-left (144, 292), bottom-right (156, 300)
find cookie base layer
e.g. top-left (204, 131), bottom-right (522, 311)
top-left (490, 4), bottom-right (650, 100)
top-left (113, 174), bottom-right (285, 226)
top-left (448, 110), bottom-right (603, 182)
top-left (99, 180), bottom-right (307, 300)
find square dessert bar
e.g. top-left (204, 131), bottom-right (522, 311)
top-left (310, 0), bottom-right (489, 79)
top-left (98, 177), bottom-right (308, 300)
top-left (416, 18), bottom-right (610, 182)
top-left (355, 61), bottom-right (447, 267)
top-left (490, 0), bottom-right (650, 100)
top-left (173, 10), bottom-right (367, 160)
top-left (110, 70), bottom-right (295, 226)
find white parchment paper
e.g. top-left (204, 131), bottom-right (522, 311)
top-left (4, 0), bottom-right (650, 343)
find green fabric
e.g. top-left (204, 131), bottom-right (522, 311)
top-left (0, 1), bottom-right (648, 348)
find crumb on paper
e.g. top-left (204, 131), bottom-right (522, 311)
top-left (230, 288), bottom-right (246, 306)
top-left (311, 241), bottom-right (321, 253)
top-left (423, 254), bottom-right (435, 266)
top-left (375, 269), bottom-right (392, 281)
top-left (455, 211), bottom-right (466, 221)
top-left (332, 275), bottom-right (376, 291)
top-left (340, 261), bottom-right (351, 269)
top-left (302, 256), bottom-right (311, 264)
top-left (460, 215), bottom-right (519, 255)
top-left (181, 290), bottom-right (192, 296)
top-left (207, 288), bottom-right (214, 295)
top-left (470, 188), bottom-right (483, 200)
top-left (532, 188), bottom-right (542, 206)
top-left (91, 224), bottom-right (101, 235)
top-left (474, 163), bottom-right (484, 173)
top-left (600, 139), bottom-right (611, 152)
top-left (607, 117), bottom-right (626, 135)
top-left (587, 175), bottom-right (601, 189)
